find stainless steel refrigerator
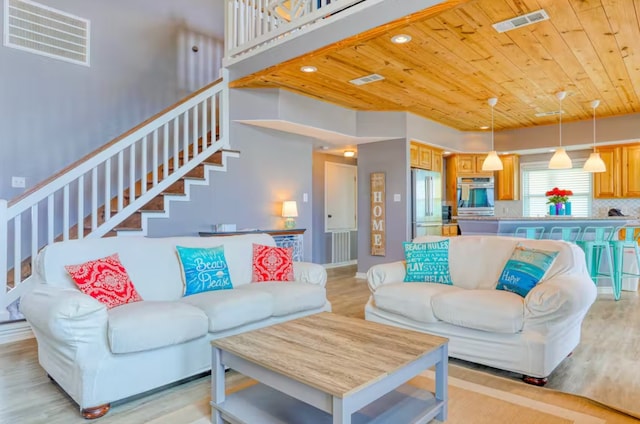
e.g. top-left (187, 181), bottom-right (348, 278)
top-left (411, 169), bottom-right (443, 238)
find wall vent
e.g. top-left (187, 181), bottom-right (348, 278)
top-left (349, 73), bottom-right (385, 86)
top-left (492, 9), bottom-right (549, 33)
top-left (3, 0), bottom-right (90, 66)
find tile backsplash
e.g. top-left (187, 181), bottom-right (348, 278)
top-left (494, 199), bottom-right (640, 218)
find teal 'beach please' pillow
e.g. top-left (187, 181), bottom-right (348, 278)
top-left (403, 239), bottom-right (452, 284)
top-left (496, 243), bottom-right (559, 297)
top-left (176, 245), bottom-right (233, 296)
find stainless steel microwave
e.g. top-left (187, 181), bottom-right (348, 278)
top-left (457, 176), bottom-right (495, 216)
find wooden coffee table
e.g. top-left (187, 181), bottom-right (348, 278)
top-left (210, 312), bottom-right (448, 424)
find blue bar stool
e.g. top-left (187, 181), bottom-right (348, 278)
top-left (549, 226), bottom-right (581, 242)
top-left (514, 226), bottom-right (545, 239)
top-left (610, 226), bottom-right (640, 301)
top-left (576, 226), bottom-right (615, 290)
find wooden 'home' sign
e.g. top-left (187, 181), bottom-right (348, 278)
top-left (370, 172), bottom-right (385, 256)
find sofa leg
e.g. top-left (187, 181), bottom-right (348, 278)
top-left (522, 375), bottom-right (548, 386)
top-left (81, 404), bottom-right (111, 419)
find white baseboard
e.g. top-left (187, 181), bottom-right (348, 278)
top-left (323, 260), bottom-right (357, 269)
top-left (355, 272), bottom-right (367, 280)
top-left (0, 320), bottom-right (33, 345)
top-left (597, 286), bottom-right (613, 295)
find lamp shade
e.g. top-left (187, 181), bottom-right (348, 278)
top-left (281, 200), bottom-right (298, 218)
top-left (481, 151), bottom-right (503, 171)
top-left (583, 152), bottom-right (606, 173)
top-left (548, 148), bottom-right (573, 169)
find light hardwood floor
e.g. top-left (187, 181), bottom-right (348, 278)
top-left (1, 265), bottom-right (638, 422)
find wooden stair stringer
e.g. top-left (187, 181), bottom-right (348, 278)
top-left (115, 149), bottom-right (240, 236)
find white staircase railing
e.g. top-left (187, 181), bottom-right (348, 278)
top-left (225, 0), bottom-right (369, 64)
top-left (0, 78), bottom-right (230, 319)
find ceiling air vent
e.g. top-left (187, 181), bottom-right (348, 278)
top-left (3, 0), bottom-right (90, 66)
top-left (535, 110), bottom-right (564, 118)
top-left (492, 9), bottom-right (549, 33)
top-left (349, 74), bottom-right (385, 86)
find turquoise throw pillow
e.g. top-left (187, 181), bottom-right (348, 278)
top-left (176, 245), bottom-right (233, 296)
top-left (403, 239), bottom-right (452, 284)
top-left (496, 244), bottom-right (559, 297)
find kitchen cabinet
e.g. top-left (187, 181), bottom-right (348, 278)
top-left (442, 224), bottom-right (459, 237)
top-left (450, 154), bottom-right (493, 175)
top-left (410, 141), bottom-right (443, 172)
top-left (496, 154), bottom-right (520, 201)
top-left (593, 143), bottom-right (640, 199)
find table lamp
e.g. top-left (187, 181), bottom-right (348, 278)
top-left (282, 200), bottom-right (298, 229)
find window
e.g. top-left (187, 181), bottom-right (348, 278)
top-left (522, 161), bottom-right (592, 217)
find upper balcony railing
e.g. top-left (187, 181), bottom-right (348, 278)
top-left (225, 0), bottom-right (369, 64)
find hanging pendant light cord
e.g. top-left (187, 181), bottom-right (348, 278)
top-left (559, 96), bottom-right (563, 148)
top-left (491, 103), bottom-right (495, 150)
top-left (592, 104), bottom-right (596, 153)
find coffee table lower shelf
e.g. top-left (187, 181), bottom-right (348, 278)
top-left (211, 381), bottom-right (445, 424)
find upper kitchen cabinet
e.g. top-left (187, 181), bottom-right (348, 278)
top-left (593, 143), bottom-right (640, 199)
top-left (410, 141), bottom-right (443, 172)
top-left (496, 154), bottom-right (520, 201)
top-left (448, 154), bottom-right (493, 176)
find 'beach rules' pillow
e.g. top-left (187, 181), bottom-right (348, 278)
top-left (403, 239), bottom-right (452, 284)
top-left (496, 243), bottom-right (559, 297)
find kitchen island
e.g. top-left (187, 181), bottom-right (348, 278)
top-left (457, 216), bottom-right (639, 237)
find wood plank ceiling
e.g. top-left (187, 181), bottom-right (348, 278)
top-left (230, 0), bottom-right (640, 132)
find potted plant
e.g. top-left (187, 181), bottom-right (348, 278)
top-left (546, 187), bottom-right (573, 215)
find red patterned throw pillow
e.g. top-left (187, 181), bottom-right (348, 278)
top-left (64, 253), bottom-right (143, 309)
top-left (252, 243), bottom-right (294, 282)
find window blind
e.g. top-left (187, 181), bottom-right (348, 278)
top-left (522, 161), bottom-right (592, 217)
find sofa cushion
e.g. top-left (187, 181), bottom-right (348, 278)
top-left (252, 244), bottom-right (294, 282)
top-left (107, 301), bottom-right (208, 354)
top-left (65, 253), bottom-right (143, 309)
top-left (431, 290), bottom-right (525, 334)
top-left (373, 282), bottom-right (461, 324)
top-left (180, 289), bottom-right (273, 332)
top-left (496, 244), bottom-right (559, 297)
top-left (176, 245), bottom-right (233, 296)
top-left (403, 240), bottom-right (452, 284)
top-left (236, 282), bottom-right (326, 316)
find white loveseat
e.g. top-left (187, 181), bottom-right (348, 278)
top-left (365, 235), bottom-right (597, 385)
top-left (21, 233), bottom-right (330, 418)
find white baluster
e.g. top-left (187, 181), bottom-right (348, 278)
top-left (62, 185), bottom-right (69, 241)
top-left (13, 214), bottom-right (21, 285)
top-left (47, 194), bottom-right (54, 244)
top-left (77, 175), bottom-right (84, 239)
top-left (153, 129), bottom-right (159, 186)
top-left (0, 200), bottom-right (8, 292)
top-left (202, 98), bottom-right (209, 148)
top-left (30, 205), bottom-right (38, 274)
top-left (163, 124), bottom-right (169, 179)
top-left (104, 159), bottom-right (111, 220)
top-left (118, 151), bottom-right (124, 212)
top-left (92, 167), bottom-right (98, 230)
top-left (183, 109), bottom-right (190, 163)
top-left (173, 117), bottom-right (179, 172)
top-left (142, 136), bottom-right (148, 195)
top-left (130, 143), bottom-right (136, 202)
top-left (193, 105), bottom-right (199, 156)
top-left (211, 94), bottom-right (218, 143)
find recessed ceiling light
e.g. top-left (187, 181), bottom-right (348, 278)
top-left (391, 34), bottom-right (412, 44)
top-left (300, 66), bottom-right (317, 73)
top-left (502, 152), bottom-right (511, 155)
top-left (480, 126), bottom-right (489, 130)
top-left (444, 151), bottom-right (451, 155)
top-left (548, 149), bottom-right (556, 152)
top-left (344, 150), bottom-right (355, 158)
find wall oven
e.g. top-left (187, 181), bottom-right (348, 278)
top-left (457, 176), bottom-right (495, 216)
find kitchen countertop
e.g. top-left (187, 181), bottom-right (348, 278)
top-left (455, 216), bottom-right (636, 221)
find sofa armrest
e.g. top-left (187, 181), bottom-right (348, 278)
top-left (524, 275), bottom-right (597, 331)
top-left (367, 261), bottom-right (406, 293)
top-left (21, 284), bottom-right (109, 348)
top-left (293, 262), bottom-right (327, 287)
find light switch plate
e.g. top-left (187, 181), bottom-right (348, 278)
top-left (303, 193), bottom-right (308, 203)
top-left (393, 194), bottom-right (401, 202)
top-left (11, 177), bottom-right (26, 188)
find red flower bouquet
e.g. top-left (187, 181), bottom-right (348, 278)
top-left (546, 187), bottom-right (573, 204)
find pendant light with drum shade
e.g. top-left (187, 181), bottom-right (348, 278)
top-left (481, 97), bottom-right (503, 171)
top-left (548, 91), bottom-right (572, 169)
top-left (583, 100), bottom-right (606, 173)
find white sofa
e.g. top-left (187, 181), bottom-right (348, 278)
top-left (21, 233), bottom-right (330, 418)
top-left (365, 235), bottom-right (597, 385)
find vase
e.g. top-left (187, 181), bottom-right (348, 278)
top-left (556, 203), bottom-right (564, 215)
top-left (549, 204), bottom-right (556, 216)
top-left (564, 201), bottom-right (572, 216)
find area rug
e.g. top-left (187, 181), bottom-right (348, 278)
top-left (146, 366), bottom-right (636, 424)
